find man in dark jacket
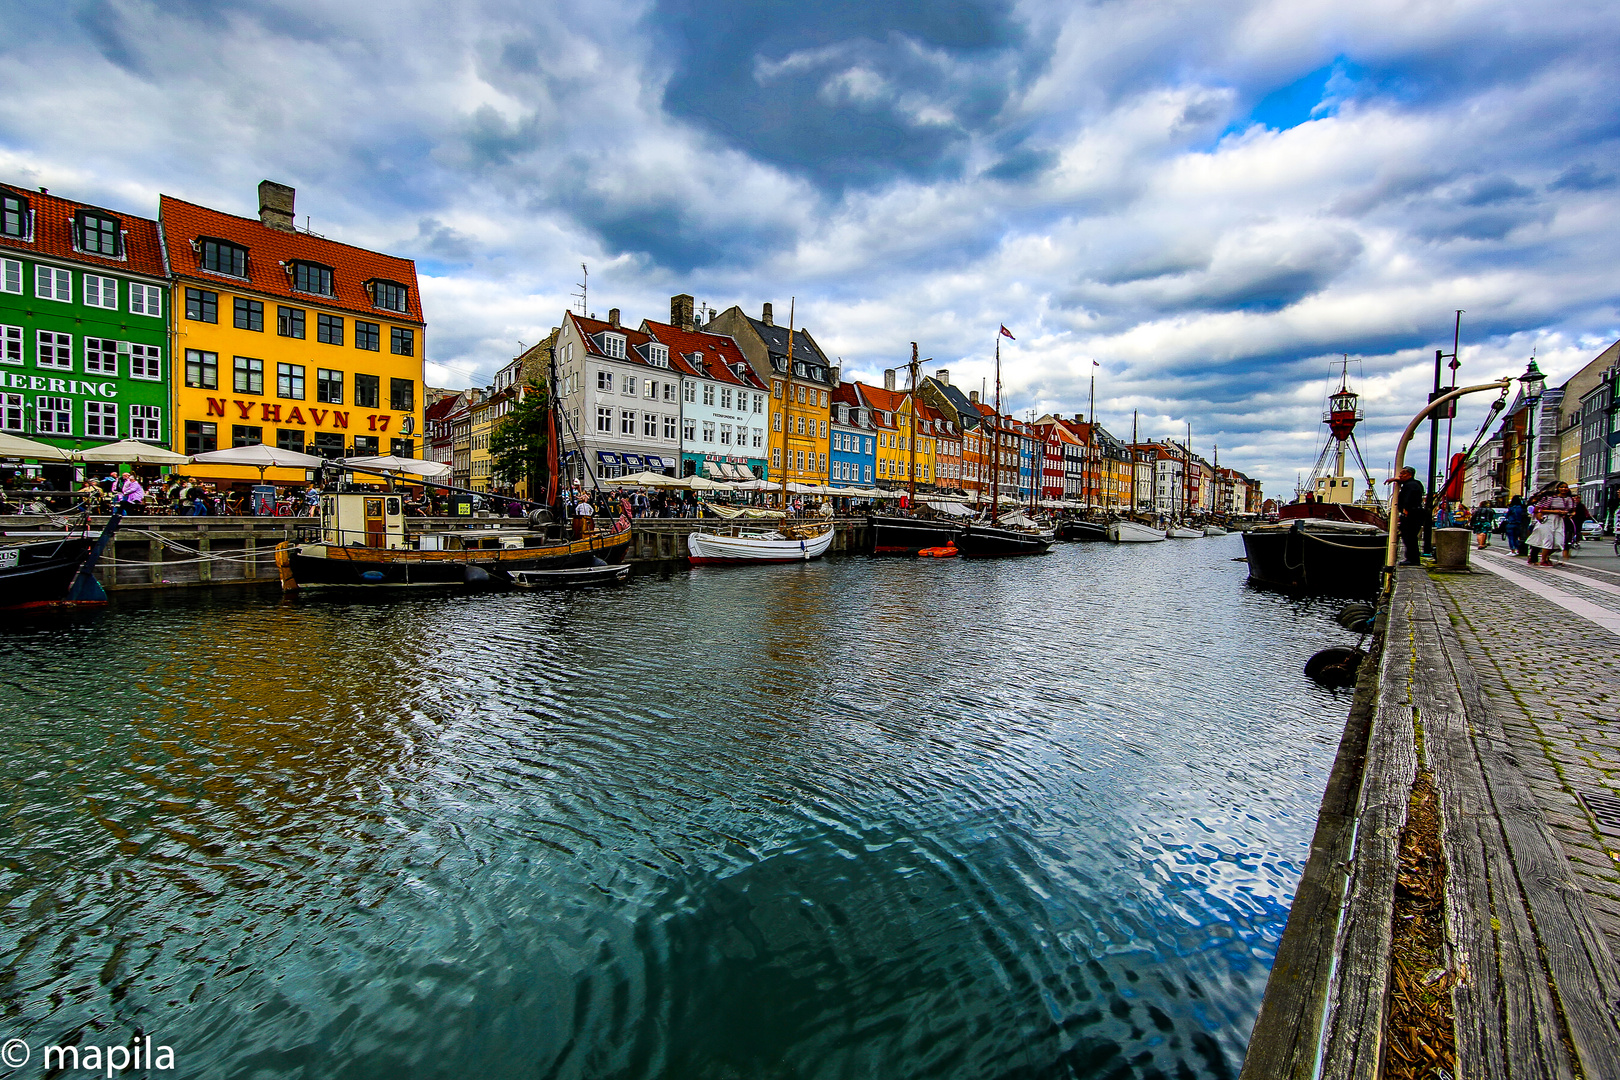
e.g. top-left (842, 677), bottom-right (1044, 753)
top-left (1394, 466), bottom-right (1424, 565)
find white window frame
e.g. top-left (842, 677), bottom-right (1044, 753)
top-left (0, 392), bottom-right (23, 431)
top-left (624, 375), bottom-right (637, 397)
top-left (36, 395), bottom-right (71, 434)
top-left (129, 282), bottom-right (162, 317)
top-left (603, 333), bottom-right (626, 359)
top-left (85, 336), bottom-right (118, 376)
top-left (663, 382), bottom-right (675, 402)
top-left (703, 384), bottom-right (715, 406)
top-left (596, 406), bottom-right (613, 432)
top-left (702, 421), bottom-right (715, 443)
top-left (682, 417), bottom-right (696, 442)
top-left (36, 330), bottom-right (72, 370)
top-left (664, 415), bottom-right (676, 440)
top-left (683, 381), bottom-right (695, 403)
top-left (85, 399), bottom-right (117, 438)
top-left (597, 370), bottom-right (612, 392)
top-left (620, 409), bottom-right (635, 435)
top-left (128, 343), bottom-right (161, 381)
top-left (129, 404), bottom-right (161, 441)
top-left (1, 258), bottom-right (20, 295)
top-left (643, 379), bottom-right (657, 400)
top-left (35, 265), bottom-right (71, 302)
top-left (1, 324), bottom-right (21, 365)
top-left (643, 412), bottom-right (658, 437)
top-left (648, 343), bottom-right (668, 367)
top-left (720, 387), bottom-right (732, 410)
top-left (754, 393), bottom-right (764, 413)
top-left (719, 423), bottom-right (732, 446)
top-left (83, 273), bottom-right (118, 310)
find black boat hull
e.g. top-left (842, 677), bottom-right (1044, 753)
top-left (1057, 520), bottom-right (1108, 541)
top-left (868, 514), bottom-right (964, 555)
top-left (1242, 521), bottom-right (1386, 597)
top-left (0, 537), bottom-right (92, 610)
top-left (956, 524), bottom-right (1054, 557)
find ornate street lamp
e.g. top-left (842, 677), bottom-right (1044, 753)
top-left (1520, 359), bottom-right (1546, 497)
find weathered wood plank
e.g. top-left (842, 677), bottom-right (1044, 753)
top-left (1319, 571), bottom-right (1422, 1080)
top-left (1239, 606), bottom-right (1388, 1080)
top-left (1411, 579), bottom-right (1571, 1079)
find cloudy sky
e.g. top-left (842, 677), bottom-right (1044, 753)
top-left (2, 0), bottom-right (1616, 490)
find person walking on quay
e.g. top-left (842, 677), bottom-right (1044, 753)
top-left (1388, 466), bottom-right (1425, 565)
top-left (1525, 482), bottom-right (1576, 566)
top-left (1500, 495), bottom-right (1529, 554)
top-left (1570, 496), bottom-right (1590, 554)
top-left (1471, 502), bottom-right (1496, 549)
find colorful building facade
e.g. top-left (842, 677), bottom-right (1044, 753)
top-left (0, 183), bottom-right (171, 471)
top-left (707, 303), bottom-right (832, 487)
top-left (162, 182), bottom-right (425, 484)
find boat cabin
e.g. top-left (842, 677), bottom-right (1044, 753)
top-left (320, 491), bottom-right (407, 549)
top-left (1313, 475), bottom-right (1357, 504)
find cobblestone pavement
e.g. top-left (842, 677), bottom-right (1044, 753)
top-left (1432, 551), bottom-right (1620, 955)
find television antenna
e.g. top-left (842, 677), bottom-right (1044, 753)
top-left (572, 263), bottom-right (588, 316)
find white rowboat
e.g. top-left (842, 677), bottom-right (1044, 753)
top-left (1166, 526), bottom-right (1204, 539)
top-left (1107, 521), bottom-right (1166, 544)
top-left (688, 525), bottom-right (835, 564)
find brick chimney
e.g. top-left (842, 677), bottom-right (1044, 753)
top-left (1074, 413), bottom-right (1085, 423)
top-left (884, 368), bottom-right (896, 391)
top-left (608, 308), bottom-right (620, 327)
top-left (762, 302), bottom-right (773, 326)
top-left (258, 180), bottom-right (296, 232)
top-left (670, 294), bottom-right (695, 331)
top-left (969, 390), bottom-right (979, 404)
top-left (935, 369), bottom-right (949, 385)
top-left (829, 365), bottom-right (840, 388)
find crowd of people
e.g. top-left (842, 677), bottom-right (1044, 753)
top-left (1393, 467), bottom-right (1603, 566)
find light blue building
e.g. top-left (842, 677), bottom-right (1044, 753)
top-left (829, 385), bottom-right (875, 488)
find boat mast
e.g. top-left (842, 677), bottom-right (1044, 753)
top-left (1184, 421), bottom-right (1193, 519)
top-left (778, 297), bottom-right (795, 513)
top-left (907, 341), bottom-right (919, 505)
top-left (990, 333), bottom-right (1002, 519)
top-left (1087, 365), bottom-right (1095, 510)
top-left (1131, 409), bottom-right (1138, 513)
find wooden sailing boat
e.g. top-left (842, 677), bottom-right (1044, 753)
top-left (957, 325), bottom-right (1053, 557)
top-left (686, 296), bottom-right (833, 565)
top-left (275, 344), bottom-right (631, 590)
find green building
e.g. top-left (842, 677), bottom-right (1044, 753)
top-left (0, 182), bottom-right (171, 482)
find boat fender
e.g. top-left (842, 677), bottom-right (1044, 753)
top-left (1304, 647), bottom-right (1364, 687)
top-left (1335, 603), bottom-right (1377, 633)
top-left (360, 570), bottom-right (385, 584)
top-left (464, 565), bottom-right (492, 586)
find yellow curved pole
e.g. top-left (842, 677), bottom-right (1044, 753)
top-left (1383, 378), bottom-right (1513, 592)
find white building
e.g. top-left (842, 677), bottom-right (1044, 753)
top-left (641, 300), bottom-right (769, 480)
top-left (553, 309), bottom-right (681, 484)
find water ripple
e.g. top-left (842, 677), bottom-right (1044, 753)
top-left (0, 537), bottom-right (1360, 1078)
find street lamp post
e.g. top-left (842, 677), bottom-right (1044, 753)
top-left (1520, 359), bottom-right (1546, 498)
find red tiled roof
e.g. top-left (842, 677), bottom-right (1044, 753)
top-left (0, 183), bottom-right (166, 278)
top-left (159, 194), bottom-right (423, 324)
top-left (569, 312), bottom-right (660, 364)
top-left (640, 319), bottom-right (766, 389)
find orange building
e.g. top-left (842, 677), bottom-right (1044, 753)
top-left (163, 182), bottom-right (425, 485)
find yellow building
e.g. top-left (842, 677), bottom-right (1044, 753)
top-left (857, 381), bottom-right (936, 487)
top-left (162, 183), bottom-right (425, 485)
top-left (706, 303), bottom-right (831, 486)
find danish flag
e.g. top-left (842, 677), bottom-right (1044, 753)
top-left (999, 325), bottom-right (1016, 340)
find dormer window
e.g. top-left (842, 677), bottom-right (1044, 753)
top-left (648, 343), bottom-right (669, 367)
top-left (602, 333), bottom-right (626, 360)
top-left (1, 192), bottom-right (28, 239)
top-left (292, 261), bottom-right (334, 296)
top-left (200, 238), bottom-right (247, 277)
top-left (77, 211), bottom-right (121, 256)
top-left (369, 279), bottom-right (406, 311)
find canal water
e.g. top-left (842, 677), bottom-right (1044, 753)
top-left (1, 537), bottom-right (1361, 1079)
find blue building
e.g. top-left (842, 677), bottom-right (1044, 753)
top-left (829, 383), bottom-right (875, 488)
top-left (1016, 420), bottom-right (1038, 505)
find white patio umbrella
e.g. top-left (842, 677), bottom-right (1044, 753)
top-left (190, 442), bottom-right (324, 482)
top-left (684, 475), bottom-right (734, 491)
top-left (617, 470), bottom-right (686, 487)
top-left (77, 440), bottom-right (191, 465)
top-left (345, 454), bottom-right (452, 479)
top-left (0, 431), bottom-right (74, 461)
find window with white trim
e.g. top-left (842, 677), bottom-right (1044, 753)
top-left (83, 274), bottom-right (117, 309)
top-left (1, 325), bottom-right (20, 365)
top-left (663, 415), bottom-right (676, 439)
top-left (648, 343), bottom-right (668, 367)
top-left (643, 379), bottom-right (657, 400)
top-left (35, 266), bottom-right (70, 302)
top-left (702, 383), bottom-right (714, 406)
top-left (771, 447), bottom-right (781, 468)
top-left (643, 413), bottom-right (658, 437)
top-left (85, 337), bottom-right (118, 375)
top-left (597, 371), bottom-right (612, 392)
top-left (85, 400), bottom-right (117, 438)
top-left (129, 404), bottom-right (161, 441)
top-left (37, 331), bottom-right (72, 369)
top-left (1, 258), bottom-right (19, 294)
top-left (753, 393), bottom-right (764, 413)
top-left (0, 393), bottom-right (23, 431)
top-left (129, 282), bottom-right (162, 317)
top-left (663, 382), bottom-right (675, 402)
top-left (603, 333), bottom-right (626, 359)
top-left (683, 417), bottom-right (695, 441)
top-left (702, 421), bottom-right (714, 443)
top-left (624, 376), bottom-right (636, 397)
top-left (620, 409), bottom-right (635, 435)
top-left (129, 343), bottom-right (160, 381)
top-left (596, 407), bottom-right (613, 432)
top-left (719, 423), bottom-right (732, 446)
top-left (752, 429), bottom-right (763, 448)
top-left (682, 381), bottom-right (695, 403)
top-left (36, 395), bottom-right (70, 434)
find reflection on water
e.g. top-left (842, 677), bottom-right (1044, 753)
top-left (0, 538), bottom-right (1359, 1078)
